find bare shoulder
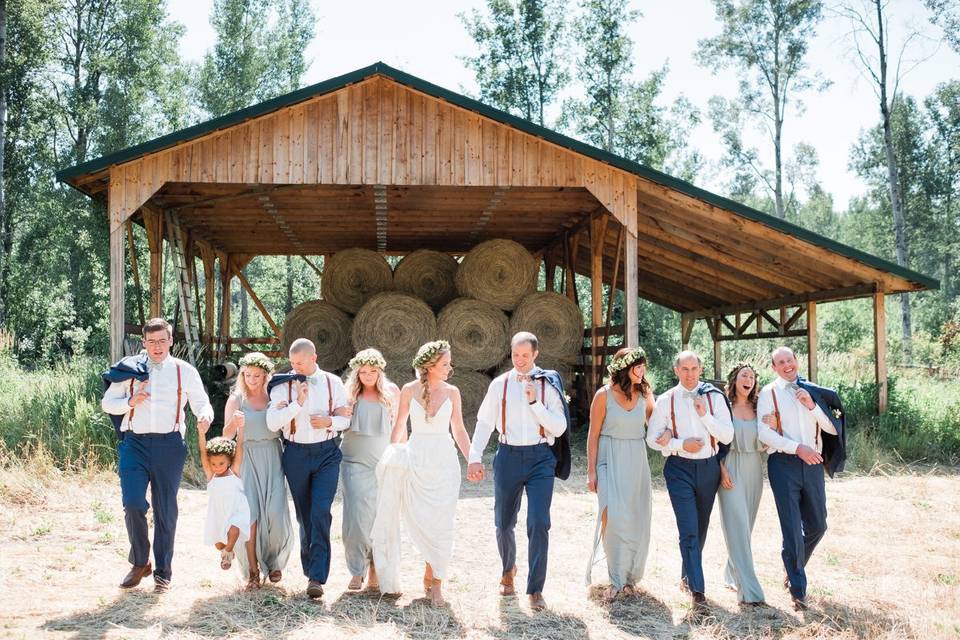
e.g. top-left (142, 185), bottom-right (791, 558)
top-left (401, 381), bottom-right (420, 396)
top-left (444, 382), bottom-right (462, 397)
top-left (593, 386), bottom-right (608, 401)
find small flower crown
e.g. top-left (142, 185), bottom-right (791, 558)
top-left (349, 348), bottom-right (387, 371)
top-left (412, 340), bottom-right (450, 370)
top-left (205, 436), bottom-right (236, 457)
top-left (607, 347), bottom-right (647, 376)
top-left (239, 352), bottom-right (274, 373)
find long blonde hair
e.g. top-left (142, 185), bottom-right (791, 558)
top-left (232, 353), bottom-right (274, 400)
top-left (345, 363), bottom-right (396, 410)
top-left (416, 347), bottom-right (450, 421)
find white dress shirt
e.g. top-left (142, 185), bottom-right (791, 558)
top-left (468, 368), bottom-right (567, 464)
top-left (646, 383), bottom-right (734, 459)
top-left (266, 368), bottom-right (350, 443)
top-left (101, 355), bottom-right (213, 437)
top-left (757, 376), bottom-right (837, 455)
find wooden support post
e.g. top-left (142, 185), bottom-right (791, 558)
top-left (219, 255), bottom-right (232, 361)
top-left (199, 244), bottom-right (216, 348)
top-left (601, 225), bottom-right (625, 356)
top-left (564, 232), bottom-right (580, 306)
top-left (142, 208), bottom-right (164, 318)
top-left (807, 302), bottom-right (818, 383)
top-left (590, 215), bottom-right (608, 390)
top-left (874, 292), bottom-right (887, 414)
top-left (713, 335), bottom-right (722, 381)
top-left (110, 224), bottom-right (126, 363)
top-left (236, 269), bottom-right (282, 340)
top-left (624, 230), bottom-right (638, 348)
top-left (544, 255), bottom-right (557, 292)
top-left (681, 314), bottom-right (694, 351)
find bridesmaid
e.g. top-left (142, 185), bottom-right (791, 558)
top-left (718, 363), bottom-right (766, 606)
top-left (585, 347), bottom-right (655, 600)
top-left (340, 348), bottom-right (399, 592)
top-left (222, 352), bottom-right (293, 589)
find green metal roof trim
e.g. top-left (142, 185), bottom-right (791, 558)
top-left (57, 61), bottom-right (938, 290)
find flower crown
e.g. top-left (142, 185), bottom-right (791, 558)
top-left (412, 340), bottom-right (450, 370)
top-left (349, 348), bottom-right (387, 371)
top-left (205, 436), bottom-right (236, 457)
top-left (607, 347), bottom-right (647, 376)
top-left (239, 352), bottom-right (274, 373)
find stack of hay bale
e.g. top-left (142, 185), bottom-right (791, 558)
top-left (279, 239), bottom-right (583, 430)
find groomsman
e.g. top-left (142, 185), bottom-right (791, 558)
top-left (266, 338), bottom-right (350, 599)
top-left (647, 350), bottom-right (733, 615)
top-left (757, 346), bottom-right (845, 610)
top-left (467, 332), bottom-right (568, 612)
top-left (102, 318), bottom-right (213, 593)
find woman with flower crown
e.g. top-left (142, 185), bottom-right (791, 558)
top-left (584, 347), bottom-right (656, 600)
top-left (222, 351), bottom-right (293, 589)
top-left (339, 348), bottom-right (399, 592)
top-left (370, 340), bottom-right (472, 607)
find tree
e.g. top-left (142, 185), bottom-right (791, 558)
top-left (838, 0), bottom-right (936, 362)
top-left (696, 0), bottom-right (828, 219)
top-left (561, 0), bottom-right (700, 172)
top-left (925, 0), bottom-right (960, 53)
top-left (461, 0), bottom-right (569, 126)
top-left (196, 0), bottom-right (315, 336)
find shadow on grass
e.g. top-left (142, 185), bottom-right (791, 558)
top-left (41, 590), bottom-right (161, 640)
top-left (485, 595), bottom-right (590, 640)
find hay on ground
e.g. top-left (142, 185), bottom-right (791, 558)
top-left (352, 292), bottom-right (437, 363)
top-left (393, 250), bottom-right (459, 311)
top-left (437, 298), bottom-right (510, 370)
top-left (322, 248), bottom-right (393, 314)
top-left (280, 300), bottom-right (353, 371)
top-left (509, 291), bottom-right (583, 358)
top-left (454, 239), bottom-right (537, 311)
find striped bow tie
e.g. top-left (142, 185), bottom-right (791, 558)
top-left (786, 382), bottom-right (801, 393)
top-left (680, 390), bottom-right (699, 400)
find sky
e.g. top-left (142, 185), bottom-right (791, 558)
top-left (166, 0), bottom-right (959, 209)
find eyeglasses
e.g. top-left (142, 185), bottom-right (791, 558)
top-left (144, 338), bottom-right (170, 347)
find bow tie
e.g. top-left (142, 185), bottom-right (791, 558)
top-left (147, 360), bottom-right (165, 372)
top-left (680, 389), bottom-right (699, 400)
top-left (785, 382), bottom-right (801, 393)
top-left (516, 374), bottom-right (530, 384)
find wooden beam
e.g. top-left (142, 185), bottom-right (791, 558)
top-left (545, 255), bottom-right (557, 292)
top-left (236, 269), bottom-right (282, 340)
top-left (218, 255), bottom-right (233, 361)
top-left (874, 292), bottom-right (887, 414)
top-left (681, 314), bottom-right (694, 351)
top-left (690, 284), bottom-right (879, 319)
top-left (625, 230), bottom-right (638, 347)
top-left (301, 255), bottom-right (323, 278)
top-left (713, 337), bottom-right (722, 381)
top-left (110, 224), bottom-right (125, 362)
top-left (602, 225), bottom-right (625, 357)
top-left (590, 215), bottom-right (608, 390)
top-left (807, 302), bottom-right (818, 383)
top-left (126, 220), bottom-right (145, 326)
top-left (198, 243), bottom-right (216, 347)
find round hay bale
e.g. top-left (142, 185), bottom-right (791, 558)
top-left (280, 300), bottom-right (353, 371)
top-left (352, 292), bottom-right (437, 363)
top-left (393, 250), bottom-right (459, 311)
top-left (385, 362), bottom-right (416, 387)
top-left (455, 239), bottom-right (537, 310)
top-left (437, 298), bottom-right (510, 370)
top-left (323, 248), bottom-right (393, 314)
top-left (449, 369), bottom-right (492, 432)
top-left (509, 291), bottom-right (583, 358)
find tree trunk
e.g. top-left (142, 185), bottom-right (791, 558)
top-left (774, 116), bottom-right (785, 219)
top-left (285, 255), bottom-right (293, 313)
top-left (0, 0), bottom-right (7, 323)
top-left (875, 0), bottom-right (913, 362)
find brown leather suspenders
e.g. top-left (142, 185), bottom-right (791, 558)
top-left (771, 387), bottom-right (820, 446)
top-left (287, 375), bottom-right (333, 440)
top-left (670, 390), bottom-right (717, 453)
top-left (499, 376), bottom-right (546, 444)
top-left (127, 362), bottom-right (182, 432)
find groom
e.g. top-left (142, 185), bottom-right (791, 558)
top-left (468, 332), bottom-right (568, 611)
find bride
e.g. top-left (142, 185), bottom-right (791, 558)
top-left (371, 340), bottom-right (472, 606)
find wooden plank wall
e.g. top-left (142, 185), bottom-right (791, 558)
top-left (106, 75), bottom-right (639, 238)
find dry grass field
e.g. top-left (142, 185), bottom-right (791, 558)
top-left (1, 453), bottom-right (958, 640)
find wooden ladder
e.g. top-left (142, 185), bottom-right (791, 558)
top-left (164, 211), bottom-right (200, 366)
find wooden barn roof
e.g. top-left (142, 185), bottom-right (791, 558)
top-left (57, 62), bottom-right (937, 313)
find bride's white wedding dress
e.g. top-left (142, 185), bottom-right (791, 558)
top-left (371, 396), bottom-right (461, 594)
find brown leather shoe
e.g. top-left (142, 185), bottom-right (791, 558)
top-left (691, 592), bottom-right (709, 620)
top-left (306, 580), bottom-right (324, 599)
top-left (120, 563), bottom-right (152, 589)
top-left (528, 592), bottom-right (547, 611)
top-left (499, 566), bottom-right (517, 596)
top-left (153, 576), bottom-right (171, 594)
top-left (792, 595), bottom-right (808, 611)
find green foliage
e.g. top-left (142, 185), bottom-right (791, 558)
top-left (460, 0), bottom-right (570, 126)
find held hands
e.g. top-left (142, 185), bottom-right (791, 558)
top-left (795, 444), bottom-right (823, 465)
top-left (333, 403), bottom-right (353, 418)
top-left (692, 396), bottom-right (707, 417)
top-left (230, 410), bottom-right (245, 431)
top-left (467, 462), bottom-right (485, 483)
top-left (719, 464), bottom-right (734, 490)
top-left (309, 414), bottom-right (333, 430)
top-left (197, 419), bottom-right (211, 435)
top-left (795, 388), bottom-right (816, 410)
top-left (682, 437), bottom-right (705, 453)
top-left (655, 429), bottom-right (672, 448)
top-left (129, 381), bottom-right (150, 408)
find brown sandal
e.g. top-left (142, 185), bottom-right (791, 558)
top-left (245, 571), bottom-right (261, 590)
